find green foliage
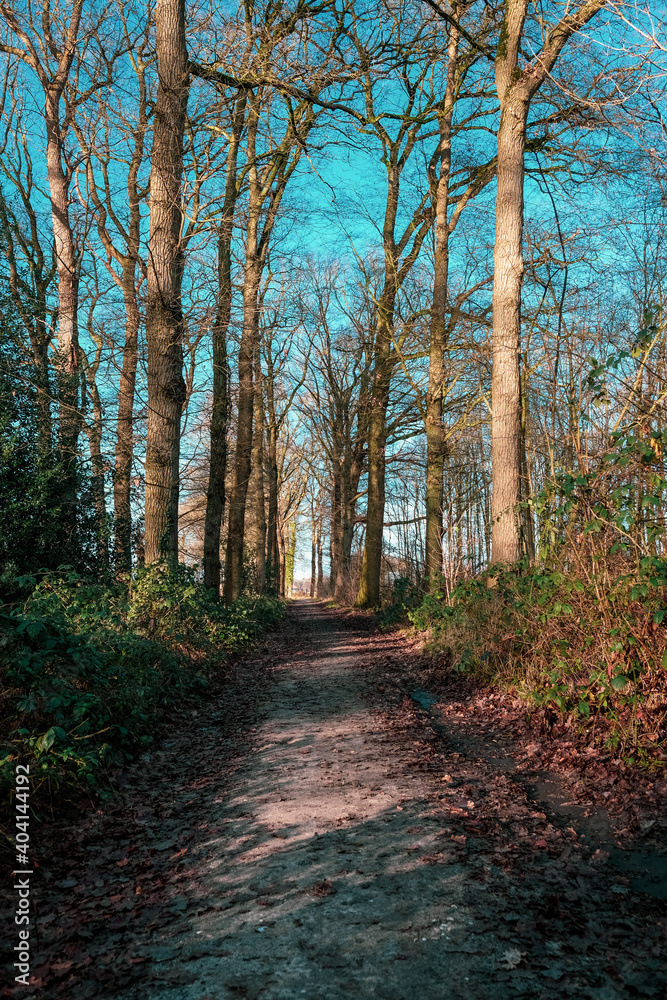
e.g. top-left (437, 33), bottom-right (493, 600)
top-left (378, 576), bottom-right (424, 627)
top-left (404, 421), bottom-right (667, 756)
top-left (0, 566), bottom-right (284, 801)
top-left (0, 297), bottom-right (100, 590)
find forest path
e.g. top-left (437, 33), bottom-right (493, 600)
top-left (130, 600), bottom-right (665, 1000)
top-left (12, 601), bottom-right (667, 1000)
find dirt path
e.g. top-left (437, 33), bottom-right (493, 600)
top-left (6, 601), bottom-right (667, 999)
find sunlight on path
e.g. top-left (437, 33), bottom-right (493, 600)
top-left (139, 602), bottom-right (663, 1000)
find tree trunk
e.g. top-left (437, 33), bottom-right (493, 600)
top-left (355, 303), bottom-right (394, 609)
top-left (490, 0), bottom-right (607, 564)
top-left (310, 505), bottom-right (316, 597)
top-left (46, 84), bottom-right (80, 546)
top-left (330, 456), bottom-right (342, 592)
top-left (425, 27), bottom-right (458, 589)
top-left (285, 519), bottom-right (296, 597)
top-left (223, 260), bottom-right (260, 601)
top-left (334, 446), bottom-right (363, 601)
top-left (490, 86), bottom-right (527, 564)
top-left (114, 259), bottom-right (140, 574)
top-left (249, 345), bottom-right (267, 590)
top-left (203, 94), bottom-right (245, 594)
top-left (84, 377), bottom-right (110, 578)
top-left (277, 523), bottom-right (286, 597)
top-left (144, 0), bottom-right (189, 564)
top-left (266, 421), bottom-right (279, 591)
top-left (316, 519), bottom-right (323, 597)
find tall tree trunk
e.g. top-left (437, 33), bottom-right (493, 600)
top-left (285, 519), bottom-right (296, 597)
top-left (316, 519), bottom-right (323, 597)
top-left (223, 260), bottom-right (260, 601)
top-left (112, 62), bottom-right (149, 576)
top-left (84, 377), bottom-right (110, 578)
top-left (203, 220), bottom-right (231, 594)
top-left (425, 26), bottom-right (458, 589)
top-left (203, 94), bottom-right (246, 594)
top-left (520, 355), bottom-right (535, 560)
top-left (310, 504), bottom-right (317, 597)
top-left (355, 301), bottom-right (394, 608)
top-left (46, 87), bottom-right (80, 547)
top-left (330, 456), bottom-right (342, 592)
top-left (249, 345), bottom-right (267, 590)
top-left (266, 421), bottom-right (280, 591)
top-left (490, 83), bottom-right (527, 564)
top-left (144, 0), bottom-right (189, 563)
top-left (223, 90), bottom-right (291, 602)
top-left (114, 259), bottom-right (140, 574)
top-left (490, 0), bottom-right (608, 563)
top-left (334, 447), bottom-right (363, 600)
top-left (277, 522), bottom-right (286, 597)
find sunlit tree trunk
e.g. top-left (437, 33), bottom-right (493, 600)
top-left (355, 293), bottom-right (395, 608)
top-left (224, 255), bottom-right (261, 600)
top-left (310, 504), bottom-right (317, 598)
top-left (144, 0), bottom-right (189, 563)
top-left (425, 25), bottom-right (459, 589)
top-left (490, 0), bottom-right (608, 563)
top-left (203, 94), bottom-right (246, 594)
top-left (249, 345), bottom-right (267, 590)
top-left (113, 59), bottom-right (149, 575)
top-left (316, 518), bottom-right (323, 597)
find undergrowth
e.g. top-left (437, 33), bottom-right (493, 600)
top-left (386, 416), bottom-right (667, 763)
top-left (0, 564), bottom-right (283, 808)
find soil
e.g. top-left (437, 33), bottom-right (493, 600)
top-left (3, 600), bottom-right (667, 1000)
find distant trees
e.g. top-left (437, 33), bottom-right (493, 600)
top-left (0, 0), bottom-right (662, 607)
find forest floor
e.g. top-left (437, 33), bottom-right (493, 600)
top-left (4, 600), bottom-right (667, 1000)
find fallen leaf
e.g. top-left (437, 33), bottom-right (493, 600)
top-left (116, 858), bottom-right (129, 867)
top-left (51, 961), bottom-right (73, 975)
top-left (309, 879), bottom-right (336, 897)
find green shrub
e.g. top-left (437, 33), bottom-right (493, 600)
top-left (406, 419), bottom-right (667, 757)
top-left (378, 576), bottom-right (425, 627)
top-left (0, 566), bottom-right (283, 803)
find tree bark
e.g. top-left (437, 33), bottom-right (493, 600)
top-left (316, 518), bottom-right (323, 597)
top-left (355, 317), bottom-right (393, 608)
top-left (266, 420), bottom-right (280, 591)
top-left (223, 258), bottom-right (260, 601)
top-left (425, 25), bottom-right (459, 589)
top-left (334, 445), bottom-right (363, 601)
top-left (112, 61), bottom-right (149, 575)
top-left (203, 94), bottom-right (246, 594)
top-left (310, 505), bottom-right (317, 598)
top-left (490, 0), bottom-right (608, 563)
top-left (84, 376), bottom-right (110, 578)
top-left (114, 258), bottom-right (140, 574)
top-left (144, 0), bottom-right (189, 563)
top-left (490, 83), bottom-right (527, 563)
top-left (249, 344), bottom-right (267, 590)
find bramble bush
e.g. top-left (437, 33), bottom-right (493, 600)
top-left (0, 565), bottom-right (283, 803)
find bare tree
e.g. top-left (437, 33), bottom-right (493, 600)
top-left (0, 0), bottom-right (113, 541)
top-left (144, 0), bottom-right (190, 563)
top-left (490, 0), bottom-right (608, 563)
